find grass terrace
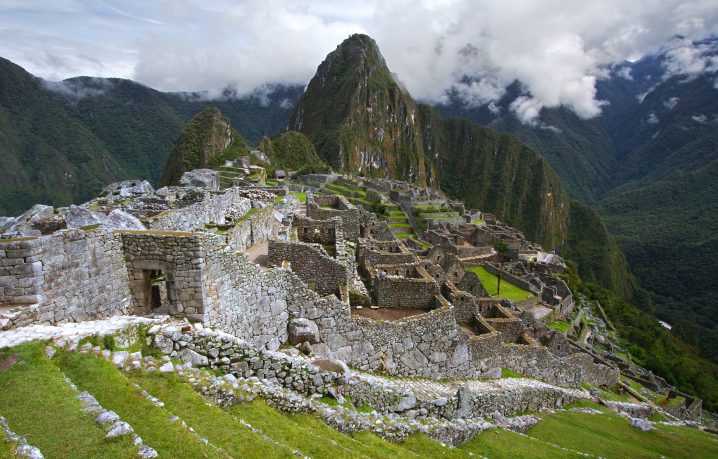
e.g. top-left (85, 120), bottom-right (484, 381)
top-left (1, 341), bottom-right (717, 458)
top-left (465, 265), bottom-right (534, 302)
top-left (548, 320), bottom-right (571, 333)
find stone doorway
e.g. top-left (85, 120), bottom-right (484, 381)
top-left (130, 261), bottom-right (179, 315)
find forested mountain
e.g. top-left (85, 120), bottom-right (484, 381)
top-left (0, 57), bottom-right (301, 215)
top-left (435, 37), bottom-right (718, 363)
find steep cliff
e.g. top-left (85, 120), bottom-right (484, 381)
top-left (290, 34), bottom-right (569, 250)
top-left (159, 107), bottom-right (249, 186)
top-left (287, 34), bottom-right (436, 186)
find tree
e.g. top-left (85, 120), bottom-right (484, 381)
top-left (494, 241), bottom-right (509, 295)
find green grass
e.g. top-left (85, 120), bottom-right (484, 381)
top-left (502, 368), bottom-right (524, 378)
top-left (127, 370), bottom-right (290, 458)
top-left (274, 191), bottom-right (307, 204)
top-left (55, 350), bottom-right (225, 458)
top-left (389, 222), bottom-right (412, 229)
top-left (387, 210), bottom-right (406, 216)
top-left (0, 343), bottom-right (138, 458)
top-left (465, 265), bottom-right (534, 302)
top-left (548, 320), bottom-right (571, 333)
top-left (459, 429), bottom-right (581, 458)
top-left (236, 207), bottom-right (260, 223)
top-left (472, 219), bottom-right (485, 225)
top-left (226, 399), bottom-right (416, 458)
top-left (529, 408), bottom-right (718, 458)
top-left (394, 232), bottom-right (414, 239)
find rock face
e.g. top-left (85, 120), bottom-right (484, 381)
top-left (159, 107), bottom-right (250, 187)
top-left (179, 169), bottom-right (219, 190)
top-left (1, 204), bottom-right (54, 236)
top-left (66, 205), bottom-right (145, 230)
top-left (630, 418), bottom-right (655, 431)
top-left (288, 318), bottom-right (320, 345)
top-left (288, 34), bottom-right (569, 249)
top-left (101, 180), bottom-right (154, 197)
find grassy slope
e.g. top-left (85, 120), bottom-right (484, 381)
top-left (3, 343), bottom-right (718, 458)
top-left (55, 350), bottom-right (227, 458)
top-left (465, 265), bottom-right (533, 302)
top-left (0, 343), bottom-right (137, 458)
top-left (529, 408), bottom-right (718, 458)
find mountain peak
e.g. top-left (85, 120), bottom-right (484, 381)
top-left (159, 107), bottom-right (249, 186)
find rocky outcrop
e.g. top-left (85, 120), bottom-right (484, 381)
top-left (159, 107), bottom-right (249, 187)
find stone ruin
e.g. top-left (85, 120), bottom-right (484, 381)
top-left (0, 172), bottom-right (702, 424)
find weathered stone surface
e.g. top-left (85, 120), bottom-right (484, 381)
top-left (101, 180), bottom-right (154, 197)
top-left (630, 418), bottom-right (654, 431)
top-left (288, 318), bottom-right (319, 345)
top-left (179, 169), bottom-right (219, 190)
top-left (178, 348), bottom-right (209, 367)
top-left (1, 204), bottom-right (54, 236)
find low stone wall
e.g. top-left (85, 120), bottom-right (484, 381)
top-left (358, 240), bottom-right (415, 266)
top-left (225, 205), bottom-right (278, 251)
top-left (150, 324), bottom-right (346, 396)
top-left (1, 230), bottom-right (132, 330)
top-left (371, 264), bottom-right (439, 309)
top-left (268, 240), bottom-right (349, 296)
top-left (307, 195), bottom-right (360, 241)
top-left (148, 188), bottom-right (251, 232)
top-left (293, 215), bottom-right (340, 245)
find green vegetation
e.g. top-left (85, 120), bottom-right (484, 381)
top-left (159, 107), bottom-right (250, 187)
top-left (259, 131), bottom-right (327, 175)
top-left (55, 350), bottom-right (226, 458)
top-left (127, 371), bottom-right (289, 457)
top-left (501, 368), bottom-right (524, 378)
top-left (562, 266), bottom-right (718, 411)
top-left (0, 343), bottom-right (137, 458)
top-left (275, 191), bottom-right (307, 203)
top-left (548, 320), bottom-right (571, 333)
top-left (528, 408), bottom-right (718, 458)
top-left (3, 343), bottom-right (718, 458)
top-left (465, 265), bottom-right (533, 302)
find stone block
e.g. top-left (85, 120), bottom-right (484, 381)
top-left (288, 318), bottom-right (320, 345)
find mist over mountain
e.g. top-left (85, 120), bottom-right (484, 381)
top-left (435, 36), bottom-right (718, 363)
top-left (0, 56), bottom-right (301, 215)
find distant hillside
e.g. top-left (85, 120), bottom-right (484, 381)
top-left (159, 107), bottom-right (249, 186)
top-left (434, 37), bottom-right (718, 362)
top-left (0, 56), bottom-right (302, 215)
top-left (290, 34), bottom-right (631, 296)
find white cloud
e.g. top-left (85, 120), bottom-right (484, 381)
top-left (663, 97), bottom-right (680, 110)
top-left (647, 112), bottom-right (659, 124)
top-left (1, 0), bottom-right (717, 123)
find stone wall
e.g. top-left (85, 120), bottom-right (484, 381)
top-left (225, 205), bottom-right (279, 251)
top-left (1, 229), bottom-right (132, 330)
top-left (293, 215), bottom-right (339, 245)
top-left (151, 324), bottom-right (346, 396)
top-left (148, 188), bottom-right (251, 232)
top-left (119, 231), bottom-right (208, 317)
top-left (307, 195), bottom-right (360, 240)
top-left (267, 240), bottom-right (349, 296)
top-left (370, 263), bottom-right (439, 309)
top-left (357, 239), bottom-right (415, 267)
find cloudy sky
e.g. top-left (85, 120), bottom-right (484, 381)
top-left (1, 0), bottom-right (717, 123)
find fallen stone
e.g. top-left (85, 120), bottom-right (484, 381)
top-left (96, 411), bottom-right (120, 425)
top-left (288, 318), bottom-right (319, 345)
top-left (106, 421), bottom-right (134, 438)
top-left (44, 346), bottom-right (56, 360)
top-left (630, 418), bottom-right (654, 431)
top-left (178, 348), bottom-right (209, 367)
top-left (111, 351), bottom-right (130, 368)
top-left (159, 361), bottom-right (174, 373)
